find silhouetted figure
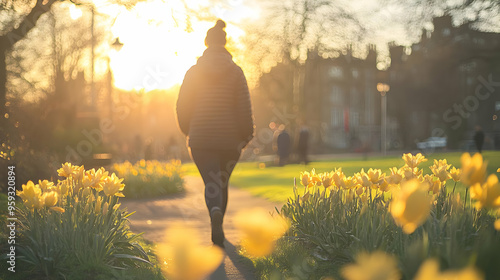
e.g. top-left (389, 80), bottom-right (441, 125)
top-left (176, 20), bottom-right (254, 248)
top-left (474, 125), bottom-right (485, 153)
top-left (277, 129), bottom-right (291, 166)
top-left (297, 126), bottom-right (309, 165)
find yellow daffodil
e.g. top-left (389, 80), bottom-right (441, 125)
top-left (17, 181), bottom-right (43, 210)
top-left (402, 153), bottom-right (427, 168)
top-left (356, 170), bottom-right (373, 189)
top-left (73, 165), bottom-right (85, 181)
top-left (469, 174), bottom-right (500, 210)
top-left (320, 172), bottom-right (333, 188)
top-left (41, 191), bottom-right (58, 207)
top-left (430, 159), bottom-right (451, 182)
top-left (379, 179), bottom-right (391, 192)
top-left (300, 171), bottom-right (312, 187)
top-left (234, 207), bottom-right (290, 258)
top-left (102, 173), bottom-right (125, 197)
top-left (355, 186), bottom-right (365, 196)
top-left (387, 167), bottom-right (404, 185)
top-left (57, 162), bottom-right (77, 177)
top-left (341, 251), bottom-right (401, 280)
top-left (367, 168), bottom-right (384, 185)
top-left (449, 166), bottom-right (462, 182)
top-left (390, 179), bottom-right (432, 234)
top-left (38, 180), bottom-right (55, 192)
top-left (461, 153), bottom-right (487, 186)
top-left (400, 165), bottom-right (423, 180)
top-left (310, 169), bottom-right (322, 187)
top-left (157, 224), bottom-right (224, 280)
top-left (341, 176), bottom-right (358, 189)
top-left (426, 176), bottom-right (442, 194)
top-left (498, 168), bottom-right (500, 173)
top-left (414, 259), bottom-right (483, 280)
top-left (332, 168), bottom-right (345, 187)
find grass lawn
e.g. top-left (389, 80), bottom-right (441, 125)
top-left (182, 151), bottom-right (500, 202)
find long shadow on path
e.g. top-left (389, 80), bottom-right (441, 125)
top-left (210, 241), bottom-right (256, 280)
top-left (121, 175), bottom-right (280, 280)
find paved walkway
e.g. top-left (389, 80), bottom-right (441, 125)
top-left (121, 175), bottom-right (281, 280)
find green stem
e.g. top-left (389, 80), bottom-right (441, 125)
top-left (464, 187), bottom-right (469, 210)
top-left (452, 181), bottom-right (457, 193)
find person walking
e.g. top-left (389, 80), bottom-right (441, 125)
top-left (176, 19), bottom-right (254, 248)
top-left (297, 126), bottom-right (309, 165)
top-left (276, 129), bottom-right (291, 166)
top-left (473, 125), bottom-right (485, 153)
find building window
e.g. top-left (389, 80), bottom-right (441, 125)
top-left (331, 109), bottom-right (343, 127)
top-left (351, 111), bottom-right (360, 127)
top-left (330, 86), bottom-right (343, 103)
top-left (329, 66), bottom-right (343, 78)
top-left (350, 87), bottom-right (359, 107)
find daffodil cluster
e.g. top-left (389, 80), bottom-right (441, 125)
top-left (113, 159), bottom-right (184, 198)
top-left (17, 162), bottom-right (126, 213)
top-left (15, 163), bottom-right (151, 278)
top-left (113, 159), bottom-right (182, 180)
top-left (298, 153), bottom-right (468, 234)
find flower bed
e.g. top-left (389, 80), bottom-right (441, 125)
top-left (113, 160), bottom-right (184, 199)
top-left (7, 163), bottom-right (162, 280)
top-left (255, 153), bottom-right (500, 280)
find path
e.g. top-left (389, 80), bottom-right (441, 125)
top-left (120, 175), bottom-right (282, 280)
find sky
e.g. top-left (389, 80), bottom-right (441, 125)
top-left (76, 0), bottom-right (419, 91)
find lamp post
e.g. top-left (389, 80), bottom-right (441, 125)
top-left (108, 37), bottom-right (123, 120)
top-left (377, 83), bottom-right (390, 156)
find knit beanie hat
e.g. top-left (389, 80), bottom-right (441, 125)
top-left (205, 20), bottom-right (227, 47)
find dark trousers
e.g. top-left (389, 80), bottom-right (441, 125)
top-left (190, 148), bottom-right (241, 218)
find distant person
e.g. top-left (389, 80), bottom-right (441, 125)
top-left (176, 20), bottom-right (254, 248)
top-left (474, 125), bottom-right (485, 153)
top-left (297, 126), bottom-right (309, 165)
top-left (277, 129), bottom-right (291, 166)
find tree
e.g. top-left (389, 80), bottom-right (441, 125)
top-left (0, 0), bottom-right (147, 148)
top-left (242, 0), bottom-right (365, 132)
top-left (386, 0), bottom-right (500, 38)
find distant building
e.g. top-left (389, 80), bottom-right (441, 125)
top-left (388, 15), bottom-right (500, 150)
top-left (256, 45), bottom-right (390, 153)
top-left (256, 15), bottom-right (500, 154)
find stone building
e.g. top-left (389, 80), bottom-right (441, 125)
top-left (388, 15), bottom-right (500, 150)
top-left (256, 45), bottom-right (389, 153)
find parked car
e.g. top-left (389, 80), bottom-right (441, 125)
top-left (416, 137), bottom-right (447, 151)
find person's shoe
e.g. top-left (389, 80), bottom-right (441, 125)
top-left (210, 207), bottom-right (225, 248)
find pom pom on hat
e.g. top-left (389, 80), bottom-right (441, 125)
top-left (205, 19), bottom-right (227, 47)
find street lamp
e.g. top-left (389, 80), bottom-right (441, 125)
top-left (377, 83), bottom-right (390, 156)
top-left (108, 38), bottom-right (124, 119)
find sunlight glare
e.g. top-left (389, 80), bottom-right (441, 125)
top-left (104, 0), bottom-right (258, 91)
top-left (69, 4), bottom-right (83, 20)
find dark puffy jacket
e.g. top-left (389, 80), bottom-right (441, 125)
top-left (176, 46), bottom-right (254, 150)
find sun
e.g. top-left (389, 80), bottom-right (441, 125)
top-left (99, 0), bottom-right (258, 92)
